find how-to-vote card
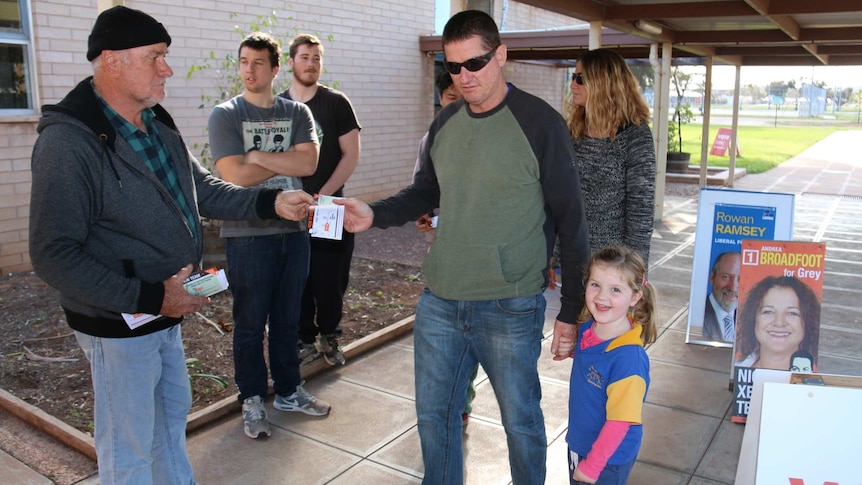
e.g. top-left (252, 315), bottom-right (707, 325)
top-left (308, 195), bottom-right (345, 240)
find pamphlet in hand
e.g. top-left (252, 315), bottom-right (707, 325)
top-left (308, 195), bottom-right (345, 240)
top-left (121, 267), bottom-right (229, 330)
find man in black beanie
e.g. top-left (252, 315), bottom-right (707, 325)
top-left (85, 5), bottom-right (172, 61)
top-left (29, 6), bottom-right (314, 484)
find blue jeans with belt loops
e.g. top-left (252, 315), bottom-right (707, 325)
top-left (414, 289), bottom-right (547, 485)
top-left (226, 232), bottom-right (309, 400)
top-left (76, 326), bottom-right (196, 485)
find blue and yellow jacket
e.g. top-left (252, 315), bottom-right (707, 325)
top-left (566, 320), bottom-right (650, 464)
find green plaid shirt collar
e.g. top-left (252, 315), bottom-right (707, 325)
top-left (94, 89), bottom-right (200, 245)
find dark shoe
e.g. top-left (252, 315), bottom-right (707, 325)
top-left (298, 341), bottom-right (321, 366)
top-left (317, 334), bottom-right (346, 366)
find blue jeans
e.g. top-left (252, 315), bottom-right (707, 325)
top-left (414, 289), bottom-right (547, 485)
top-left (568, 450), bottom-right (635, 485)
top-left (226, 232), bottom-right (309, 400)
top-left (75, 326), bottom-right (195, 485)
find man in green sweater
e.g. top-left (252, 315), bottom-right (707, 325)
top-left (336, 10), bottom-right (589, 485)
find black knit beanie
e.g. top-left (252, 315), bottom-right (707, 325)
top-left (86, 6), bottom-right (172, 61)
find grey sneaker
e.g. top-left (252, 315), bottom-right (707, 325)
top-left (273, 380), bottom-right (331, 416)
top-left (298, 341), bottom-right (321, 366)
top-left (317, 334), bottom-right (346, 366)
top-left (241, 395), bottom-right (271, 439)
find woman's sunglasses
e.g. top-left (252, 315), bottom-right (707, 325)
top-left (571, 72), bottom-right (585, 86)
top-left (444, 47), bottom-right (498, 75)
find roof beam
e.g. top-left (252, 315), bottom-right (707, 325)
top-left (606, 1), bottom-right (755, 20)
top-left (715, 46), bottom-right (815, 56)
top-left (767, 0), bottom-right (862, 15)
top-left (738, 55), bottom-right (858, 66)
top-left (802, 27), bottom-right (862, 42)
top-left (676, 30), bottom-right (794, 43)
top-left (515, 0), bottom-right (862, 20)
top-left (757, 14), bottom-right (829, 64)
top-left (818, 45), bottom-right (862, 54)
top-left (768, 15), bottom-right (801, 41)
top-left (418, 29), bottom-right (652, 54)
top-left (678, 26), bottom-right (862, 44)
top-left (802, 45), bottom-right (829, 65)
top-left (435, 0), bottom-right (862, 69)
top-left (517, 0), bottom-right (605, 21)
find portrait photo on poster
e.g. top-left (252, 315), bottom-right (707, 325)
top-left (684, 189), bottom-right (795, 349)
top-left (730, 239), bottom-right (826, 423)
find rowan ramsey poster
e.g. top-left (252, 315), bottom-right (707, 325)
top-left (685, 189), bottom-right (795, 348)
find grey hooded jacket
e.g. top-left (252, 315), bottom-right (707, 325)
top-left (29, 77), bottom-right (281, 338)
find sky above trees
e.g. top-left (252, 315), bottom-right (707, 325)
top-left (710, 65), bottom-right (862, 91)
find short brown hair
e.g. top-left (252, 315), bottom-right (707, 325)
top-left (288, 33), bottom-right (324, 59)
top-left (239, 32), bottom-right (281, 68)
top-left (442, 10), bottom-right (501, 53)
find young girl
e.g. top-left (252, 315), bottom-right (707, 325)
top-left (566, 246), bottom-right (658, 484)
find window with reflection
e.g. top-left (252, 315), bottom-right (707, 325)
top-left (0, 0), bottom-right (33, 112)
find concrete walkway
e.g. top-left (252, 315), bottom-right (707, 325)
top-left (7, 130), bottom-right (861, 484)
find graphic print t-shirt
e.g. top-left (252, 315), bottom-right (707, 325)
top-left (208, 96), bottom-right (318, 237)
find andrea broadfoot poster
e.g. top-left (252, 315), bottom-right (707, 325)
top-left (731, 240), bottom-right (826, 423)
top-left (685, 189), bottom-right (795, 348)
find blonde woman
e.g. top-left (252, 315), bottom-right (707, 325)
top-left (566, 49), bottom-right (656, 268)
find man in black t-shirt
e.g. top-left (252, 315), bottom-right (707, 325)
top-left (279, 33), bottom-right (361, 366)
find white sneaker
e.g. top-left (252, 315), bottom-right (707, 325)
top-left (273, 381), bottom-right (331, 416)
top-left (241, 395), bottom-right (271, 439)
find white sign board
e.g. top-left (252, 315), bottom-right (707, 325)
top-left (755, 382), bottom-right (862, 484)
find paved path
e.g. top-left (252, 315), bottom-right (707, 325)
top-left (6, 130), bottom-right (861, 484)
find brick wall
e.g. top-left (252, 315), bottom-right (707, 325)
top-left (1, 0), bottom-right (576, 273)
top-left (0, 121), bottom-right (38, 273)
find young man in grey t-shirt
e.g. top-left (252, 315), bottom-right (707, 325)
top-left (208, 32), bottom-right (328, 440)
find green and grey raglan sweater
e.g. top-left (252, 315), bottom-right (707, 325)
top-left (370, 84), bottom-right (590, 323)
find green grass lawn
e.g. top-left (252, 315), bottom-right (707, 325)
top-left (676, 124), bottom-right (844, 174)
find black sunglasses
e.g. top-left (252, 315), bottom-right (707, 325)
top-left (571, 72), bottom-right (585, 85)
top-left (444, 47), bottom-right (498, 75)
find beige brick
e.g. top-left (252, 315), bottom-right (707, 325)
top-left (2, 240), bottom-right (28, 256)
top-left (12, 158), bottom-right (35, 171)
top-left (0, 207), bottom-right (17, 220)
top-left (0, 251), bottom-right (25, 272)
top-left (0, 228), bottom-right (22, 244)
top-left (0, 193), bottom-right (29, 208)
top-left (1, 251), bottom-right (25, 274)
top-left (0, 217), bottom-right (28, 233)
top-left (14, 182), bottom-right (32, 195)
top-left (3, 167), bottom-right (30, 184)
